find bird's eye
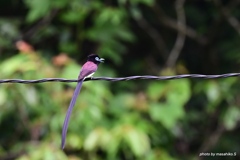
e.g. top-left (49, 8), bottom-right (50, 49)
top-left (95, 57), bottom-right (99, 61)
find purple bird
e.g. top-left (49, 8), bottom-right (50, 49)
top-left (61, 54), bottom-right (104, 149)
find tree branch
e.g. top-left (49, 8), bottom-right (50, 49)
top-left (213, 0), bottom-right (240, 35)
top-left (134, 14), bottom-right (168, 60)
top-left (197, 124), bottom-right (225, 160)
top-left (153, 3), bottom-right (206, 45)
top-left (166, 0), bottom-right (186, 68)
top-left (20, 9), bottom-right (59, 40)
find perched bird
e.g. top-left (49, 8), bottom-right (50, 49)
top-left (61, 54), bottom-right (104, 149)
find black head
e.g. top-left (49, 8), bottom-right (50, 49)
top-left (87, 54), bottom-right (104, 64)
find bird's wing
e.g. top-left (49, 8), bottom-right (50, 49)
top-left (78, 61), bottom-right (98, 79)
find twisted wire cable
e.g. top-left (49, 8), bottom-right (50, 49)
top-left (0, 73), bottom-right (240, 84)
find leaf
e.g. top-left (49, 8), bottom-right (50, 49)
top-left (120, 0), bottom-right (154, 6)
top-left (17, 144), bottom-right (68, 160)
top-left (147, 82), bottom-right (166, 101)
top-left (206, 81), bottom-right (221, 103)
top-left (205, 81), bottom-right (221, 112)
top-left (84, 129), bottom-right (100, 151)
top-left (223, 106), bottom-right (240, 130)
top-left (0, 54), bottom-right (37, 77)
top-left (150, 103), bottom-right (182, 129)
top-left (95, 8), bottom-right (126, 26)
top-left (84, 128), bottom-right (109, 151)
top-left (109, 93), bottom-right (136, 114)
top-left (0, 88), bottom-right (7, 106)
top-left (148, 79), bottom-right (190, 130)
top-left (25, 0), bottom-right (51, 22)
top-left (60, 63), bottom-right (81, 87)
top-left (20, 86), bottom-right (38, 106)
top-left (168, 79), bottom-right (191, 105)
top-left (67, 133), bottom-right (82, 149)
top-left (130, 6), bottom-right (142, 20)
top-left (124, 127), bottom-right (150, 157)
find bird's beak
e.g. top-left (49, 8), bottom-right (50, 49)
top-left (99, 58), bottom-right (105, 63)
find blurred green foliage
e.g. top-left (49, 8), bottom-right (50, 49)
top-left (0, 0), bottom-right (240, 160)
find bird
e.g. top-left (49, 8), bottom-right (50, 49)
top-left (61, 54), bottom-right (104, 149)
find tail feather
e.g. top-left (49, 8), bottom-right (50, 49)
top-left (61, 79), bottom-right (83, 149)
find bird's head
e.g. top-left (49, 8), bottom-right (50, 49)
top-left (87, 54), bottom-right (104, 64)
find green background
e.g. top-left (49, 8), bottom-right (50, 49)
top-left (0, 0), bottom-right (240, 159)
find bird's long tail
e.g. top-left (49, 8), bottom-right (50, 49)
top-left (61, 79), bottom-right (83, 149)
